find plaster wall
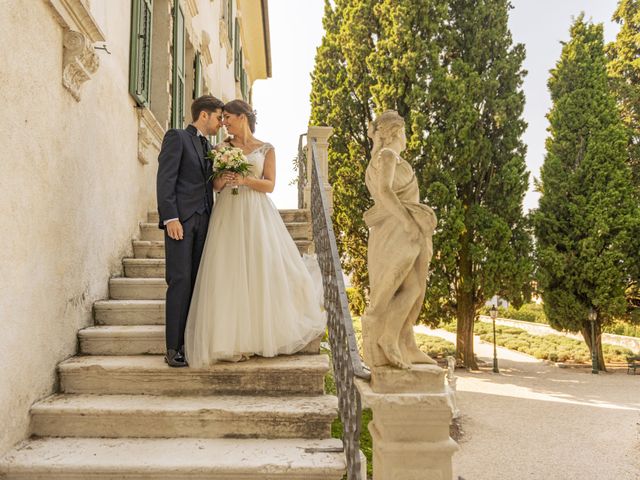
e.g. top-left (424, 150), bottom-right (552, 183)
top-left (0, 0), bottom-right (266, 457)
top-left (0, 0), bottom-right (154, 455)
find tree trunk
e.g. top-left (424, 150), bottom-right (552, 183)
top-left (456, 234), bottom-right (477, 369)
top-left (581, 322), bottom-right (607, 372)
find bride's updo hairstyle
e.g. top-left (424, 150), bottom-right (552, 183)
top-left (368, 110), bottom-right (405, 157)
top-left (224, 99), bottom-right (257, 133)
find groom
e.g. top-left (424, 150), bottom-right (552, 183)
top-left (156, 95), bottom-right (224, 367)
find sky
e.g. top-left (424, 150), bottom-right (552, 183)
top-left (252, 0), bottom-right (622, 211)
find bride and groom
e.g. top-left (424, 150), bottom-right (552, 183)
top-left (156, 95), bottom-right (326, 368)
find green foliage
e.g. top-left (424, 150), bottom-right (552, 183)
top-left (309, 0), bottom-right (378, 299)
top-left (606, 0), bottom-right (640, 322)
top-left (473, 322), bottom-right (634, 363)
top-left (480, 302), bottom-right (548, 324)
top-left (532, 15), bottom-right (640, 370)
top-left (324, 369), bottom-right (373, 478)
top-left (346, 287), bottom-right (366, 317)
top-left (480, 302), bottom-right (640, 337)
top-left (440, 320), bottom-right (634, 362)
top-left (352, 317), bottom-right (455, 358)
top-left (310, 0), bottom-right (533, 368)
top-left (603, 320), bottom-right (640, 338)
top-left (607, 0), bottom-right (640, 187)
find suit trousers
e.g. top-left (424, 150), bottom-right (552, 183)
top-left (164, 212), bottom-right (210, 351)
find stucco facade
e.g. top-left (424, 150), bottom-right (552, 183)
top-left (0, 0), bottom-right (270, 456)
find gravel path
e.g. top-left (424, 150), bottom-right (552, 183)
top-left (416, 327), bottom-right (640, 480)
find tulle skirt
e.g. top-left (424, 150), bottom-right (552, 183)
top-left (184, 185), bottom-right (326, 368)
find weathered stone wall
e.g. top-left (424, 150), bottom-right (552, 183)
top-left (0, 0), bottom-right (262, 456)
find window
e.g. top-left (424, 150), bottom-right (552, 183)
top-left (171, 2), bottom-right (185, 128)
top-left (129, 0), bottom-right (153, 106)
top-left (193, 52), bottom-right (202, 99)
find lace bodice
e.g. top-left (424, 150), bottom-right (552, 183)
top-left (240, 142), bottom-right (274, 178)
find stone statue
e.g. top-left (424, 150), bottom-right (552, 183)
top-left (361, 110), bottom-right (438, 370)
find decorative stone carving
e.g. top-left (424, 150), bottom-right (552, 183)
top-left (47, 0), bottom-right (106, 43)
top-left (201, 30), bottom-right (213, 66)
top-left (47, 0), bottom-right (104, 101)
top-left (62, 30), bottom-right (100, 101)
top-left (137, 108), bottom-right (164, 165)
top-left (361, 110), bottom-right (438, 371)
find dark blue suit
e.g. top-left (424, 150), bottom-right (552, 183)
top-left (156, 124), bottom-right (214, 351)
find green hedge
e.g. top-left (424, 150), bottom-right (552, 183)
top-left (473, 322), bottom-right (633, 363)
top-left (438, 320), bottom-right (633, 363)
top-left (479, 303), bottom-right (640, 338)
top-left (352, 317), bottom-right (456, 359)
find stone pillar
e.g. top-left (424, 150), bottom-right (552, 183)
top-left (356, 366), bottom-right (458, 480)
top-left (304, 126), bottom-right (333, 213)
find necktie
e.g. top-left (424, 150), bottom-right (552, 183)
top-left (199, 135), bottom-right (210, 155)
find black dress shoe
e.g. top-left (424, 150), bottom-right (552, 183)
top-left (165, 348), bottom-right (188, 367)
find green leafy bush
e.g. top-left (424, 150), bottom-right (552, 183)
top-left (346, 287), bottom-right (366, 317)
top-left (352, 317), bottom-right (455, 359)
top-left (438, 319), bottom-right (633, 363)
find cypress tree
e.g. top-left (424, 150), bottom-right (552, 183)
top-left (370, 0), bottom-right (532, 368)
top-left (309, 0), bottom-right (378, 295)
top-left (310, 0), bottom-right (533, 369)
top-left (607, 0), bottom-right (640, 187)
top-left (533, 15), bottom-right (640, 371)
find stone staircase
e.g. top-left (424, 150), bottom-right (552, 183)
top-left (0, 210), bottom-right (347, 479)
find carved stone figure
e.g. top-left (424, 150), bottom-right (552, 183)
top-left (361, 110), bottom-right (438, 370)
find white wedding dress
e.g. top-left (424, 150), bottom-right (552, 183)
top-left (184, 142), bottom-right (326, 368)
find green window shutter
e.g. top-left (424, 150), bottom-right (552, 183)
top-left (171, 2), bottom-right (185, 128)
top-left (193, 52), bottom-right (202, 99)
top-left (234, 18), bottom-right (241, 81)
top-left (241, 68), bottom-right (248, 101)
top-left (128, 0), bottom-right (153, 106)
top-left (227, 0), bottom-right (233, 45)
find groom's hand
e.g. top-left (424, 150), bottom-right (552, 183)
top-left (166, 220), bottom-right (184, 241)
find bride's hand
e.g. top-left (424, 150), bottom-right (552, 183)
top-left (231, 173), bottom-right (247, 186)
top-left (221, 172), bottom-right (235, 185)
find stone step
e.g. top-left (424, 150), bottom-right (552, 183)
top-left (140, 221), bottom-right (311, 242)
top-left (279, 209), bottom-right (311, 223)
top-left (132, 239), bottom-right (313, 259)
top-left (59, 354), bottom-right (329, 396)
top-left (79, 325), bottom-right (322, 355)
top-left (147, 209), bottom-right (311, 225)
top-left (132, 240), bottom-right (164, 258)
top-left (94, 300), bottom-right (165, 325)
top-left (30, 394), bottom-right (338, 439)
top-left (109, 278), bottom-right (166, 300)
top-left (123, 258), bottom-right (165, 278)
top-left (0, 437), bottom-right (346, 479)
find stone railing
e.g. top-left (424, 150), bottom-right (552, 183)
top-left (305, 127), bottom-right (370, 479)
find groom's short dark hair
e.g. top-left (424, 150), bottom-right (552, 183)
top-left (191, 95), bottom-right (224, 121)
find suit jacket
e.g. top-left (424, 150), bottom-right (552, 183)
top-left (156, 124), bottom-right (214, 229)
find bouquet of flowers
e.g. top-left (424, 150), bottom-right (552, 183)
top-left (208, 146), bottom-right (252, 195)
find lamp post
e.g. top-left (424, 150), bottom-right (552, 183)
top-left (489, 305), bottom-right (499, 373)
top-left (588, 308), bottom-right (598, 374)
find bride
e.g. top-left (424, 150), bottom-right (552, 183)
top-left (184, 99), bottom-right (326, 367)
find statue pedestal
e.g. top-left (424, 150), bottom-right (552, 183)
top-left (356, 365), bottom-right (458, 480)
